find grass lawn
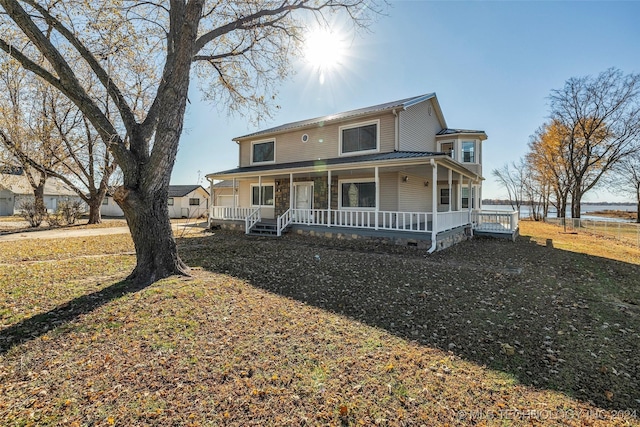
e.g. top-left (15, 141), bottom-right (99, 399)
top-left (0, 221), bottom-right (638, 426)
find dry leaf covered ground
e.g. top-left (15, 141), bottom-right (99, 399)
top-left (0, 221), bottom-right (638, 426)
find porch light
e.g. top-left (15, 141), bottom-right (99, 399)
top-left (424, 181), bottom-right (429, 187)
top-left (402, 175), bottom-right (409, 182)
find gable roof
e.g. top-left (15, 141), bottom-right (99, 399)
top-left (0, 174), bottom-right (77, 196)
top-left (234, 93), bottom-right (443, 141)
top-left (168, 185), bottom-right (209, 198)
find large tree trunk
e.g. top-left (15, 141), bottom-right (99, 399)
top-left (571, 191), bottom-right (582, 219)
top-left (33, 182), bottom-right (46, 216)
top-left (114, 186), bottom-right (189, 285)
top-left (87, 197), bottom-right (102, 224)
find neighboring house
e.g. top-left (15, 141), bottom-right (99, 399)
top-left (101, 185), bottom-right (210, 219)
top-left (207, 93), bottom-right (518, 250)
top-left (0, 172), bottom-right (83, 216)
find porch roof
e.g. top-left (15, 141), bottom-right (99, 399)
top-left (206, 151), bottom-right (481, 181)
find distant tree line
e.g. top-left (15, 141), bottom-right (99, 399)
top-left (493, 68), bottom-right (640, 223)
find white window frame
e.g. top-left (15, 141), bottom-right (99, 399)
top-left (250, 183), bottom-right (275, 207)
top-left (338, 178), bottom-right (376, 210)
top-left (189, 198), bottom-right (200, 206)
top-left (461, 140), bottom-right (477, 164)
top-left (250, 139), bottom-right (276, 165)
top-left (438, 140), bottom-right (455, 160)
top-left (101, 197), bottom-right (109, 205)
top-left (338, 119), bottom-right (380, 157)
top-left (168, 197), bottom-right (174, 206)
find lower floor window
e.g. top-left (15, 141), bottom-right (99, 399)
top-left (440, 188), bottom-right (450, 205)
top-left (340, 181), bottom-right (376, 208)
top-left (168, 198), bottom-right (174, 206)
top-left (251, 185), bottom-right (274, 206)
top-left (462, 187), bottom-right (476, 209)
top-left (189, 198), bottom-right (200, 206)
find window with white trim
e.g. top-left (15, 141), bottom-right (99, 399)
top-left (340, 121), bottom-right (378, 155)
top-left (440, 188), bottom-right (450, 205)
top-left (251, 185), bottom-right (274, 206)
top-left (461, 187), bottom-right (476, 209)
top-left (168, 198), bottom-right (174, 206)
top-left (189, 198), bottom-right (200, 206)
top-left (102, 197), bottom-right (108, 205)
top-left (251, 140), bottom-right (275, 164)
top-left (339, 180), bottom-right (376, 209)
top-left (462, 141), bottom-right (476, 163)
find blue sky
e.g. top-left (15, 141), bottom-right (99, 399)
top-left (174, 0), bottom-right (640, 202)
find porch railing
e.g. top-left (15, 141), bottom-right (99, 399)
top-left (211, 206), bottom-right (256, 220)
top-left (245, 208), bottom-right (261, 234)
top-left (472, 210), bottom-right (519, 233)
top-left (437, 210), bottom-right (471, 233)
top-left (287, 209), bottom-right (434, 233)
top-left (277, 208), bottom-right (293, 237)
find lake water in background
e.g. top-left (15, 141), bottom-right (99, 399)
top-left (483, 204), bottom-right (637, 222)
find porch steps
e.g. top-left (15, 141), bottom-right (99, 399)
top-left (248, 221), bottom-right (289, 236)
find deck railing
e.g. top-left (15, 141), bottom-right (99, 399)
top-left (472, 210), bottom-right (519, 233)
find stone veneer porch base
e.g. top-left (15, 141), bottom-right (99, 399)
top-left (208, 219), bottom-right (471, 251)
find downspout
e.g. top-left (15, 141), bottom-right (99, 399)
top-left (428, 159), bottom-right (438, 253)
top-left (393, 109), bottom-right (399, 151)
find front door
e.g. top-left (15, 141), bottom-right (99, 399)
top-left (294, 183), bottom-right (313, 222)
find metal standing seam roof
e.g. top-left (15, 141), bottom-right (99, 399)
top-left (209, 151), bottom-right (448, 176)
top-left (437, 128), bottom-right (487, 137)
top-left (234, 93), bottom-right (437, 141)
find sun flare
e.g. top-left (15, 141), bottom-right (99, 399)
top-left (303, 29), bottom-right (347, 83)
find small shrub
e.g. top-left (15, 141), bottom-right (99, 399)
top-left (58, 200), bottom-right (85, 225)
top-left (18, 200), bottom-right (45, 228)
top-left (46, 213), bottom-right (63, 227)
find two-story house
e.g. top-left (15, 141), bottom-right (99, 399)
top-left (207, 93), bottom-right (518, 250)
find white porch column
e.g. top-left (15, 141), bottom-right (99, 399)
top-left (232, 177), bottom-right (237, 219)
top-left (447, 169), bottom-right (452, 212)
top-left (258, 175), bottom-right (262, 207)
top-left (431, 160), bottom-right (438, 238)
top-left (208, 178), bottom-right (214, 223)
top-left (327, 170), bottom-right (332, 227)
top-left (375, 166), bottom-right (379, 230)
top-left (289, 173), bottom-right (293, 211)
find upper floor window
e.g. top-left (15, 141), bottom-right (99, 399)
top-left (462, 141), bottom-right (476, 163)
top-left (251, 140), bottom-right (275, 164)
top-left (440, 142), bottom-right (454, 159)
top-left (339, 120), bottom-right (379, 155)
top-left (102, 197), bottom-right (108, 205)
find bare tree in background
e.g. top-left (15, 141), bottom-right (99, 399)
top-left (610, 148), bottom-right (640, 223)
top-left (0, 0), bottom-right (385, 285)
top-left (492, 160), bottom-right (525, 215)
top-left (0, 64), bottom-right (66, 218)
top-left (549, 68), bottom-right (640, 218)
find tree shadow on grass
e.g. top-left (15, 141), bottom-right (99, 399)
top-left (0, 279), bottom-right (148, 355)
top-left (182, 231), bottom-right (640, 413)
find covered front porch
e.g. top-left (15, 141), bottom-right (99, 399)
top-left (207, 153), bottom-right (518, 248)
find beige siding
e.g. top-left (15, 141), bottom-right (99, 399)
top-left (398, 99), bottom-right (443, 152)
top-left (239, 179), bottom-right (275, 219)
top-left (398, 173), bottom-right (432, 212)
top-left (238, 113), bottom-right (396, 167)
top-left (378, 172), bottom-right (398, 211)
